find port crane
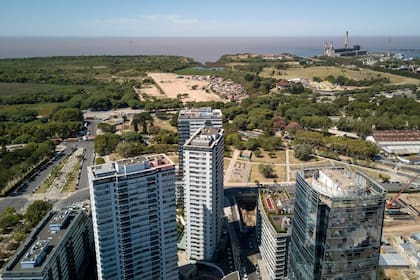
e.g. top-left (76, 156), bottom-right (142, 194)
top-left (386, 175), bottom-right (419, 209)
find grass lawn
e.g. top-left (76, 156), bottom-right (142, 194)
top-left (0, 82), bottom-right (82, 96)
top-left (273, 165), bottom-right (287, 182)
top-left (249, 164), bottom-right (281, 183)
top-left (153, 117), bottom-right (177, 132)
top-left (260, 65), bottom-right (420, 85)
top-left (288, 150), bottom-right (315, 165)
top-left (251, 150), bottom-right (286, 164)
top-left (249, 165), bottom-right (268, 184)
top-left (0, 102), bottom-right (64, 116)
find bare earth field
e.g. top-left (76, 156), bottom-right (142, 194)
top-left (148, 73), bottom-right (221, 102)
top-left (261, 66), bottom-right (420, 85)
top-left (135, 84), bottom-right (163, 99)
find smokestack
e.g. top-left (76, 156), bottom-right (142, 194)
top-left (345, 31), bottom-right (349, 49)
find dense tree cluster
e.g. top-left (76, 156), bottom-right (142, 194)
top-left (0, 56), bottom-right (196, 85)
top-left (24, 200), bottom-right (52, 228)
top-left (294, 130), bottom-right (379, 160)
top-left (313, 75), bottom-right (390, 87)
top-left (94, 128), bottom-right (178, 157)
top-left (294, 144), bottom-right (313, 161)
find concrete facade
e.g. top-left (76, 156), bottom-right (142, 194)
top-left (177, 107), bottom-right (223, 205)
top-left (88, 155), bottom-right (178, 280)
top-left (184, 127), bottom-right (224, 261)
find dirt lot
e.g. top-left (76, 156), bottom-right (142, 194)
top-left (148, 73), bottom-right (221, 102)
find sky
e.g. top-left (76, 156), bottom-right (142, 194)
top-left (0, 0), bottom-right (419, 37)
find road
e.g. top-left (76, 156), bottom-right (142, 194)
top-left (0, 120), bottom-right (98, 212)
top-left (224, 188), bottom-right (261, 280)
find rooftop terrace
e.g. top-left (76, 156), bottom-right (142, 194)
top-left (260, 188), bottom-right (293, 233)
top-left (185, 127), bottom-right (223, 148)
top-left (179, 107), bottom-right (222, 119)
top-left (90, 154), bottom-right (174, 178)
top-left (303, 167), bottom-right (384, 198)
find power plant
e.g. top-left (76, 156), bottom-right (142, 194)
top-left (324, 31), bottom-right (367, 57)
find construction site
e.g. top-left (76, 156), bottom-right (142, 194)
top-left (375, 175), bottom-right (420, 279)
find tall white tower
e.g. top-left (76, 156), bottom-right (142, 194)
top-left (177, 107), bottom-right (223, 205)
top-left (184, 126), bottom-right (224, 261)
top-left (88, 155), bottom-right (178, 280)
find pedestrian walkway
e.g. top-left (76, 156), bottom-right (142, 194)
top-left (224, 150), bottom-right (240, 185)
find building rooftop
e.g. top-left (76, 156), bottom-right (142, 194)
top-left (4, 205), bottom-right (86, 273)
top-left (185, 127), bottom-right (223, 148)
top-left (304, 167), bottom-right (385, 198)
top-left (179, 107), bottom-right (222, 119)
top-left (90, 154), bottom-right (174, 179)
top-left (260, 188), bottom-right (293, 233)
top-left (371, 130), bottom-right (420, 142)
top-left (379, 253), bottom-right (410, 268)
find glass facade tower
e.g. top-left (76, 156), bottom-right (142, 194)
top-left (289, 167), bottom-right (386, 280)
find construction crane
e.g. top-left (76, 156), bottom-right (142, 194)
top-left (386, 175), bottom-right (419, 209)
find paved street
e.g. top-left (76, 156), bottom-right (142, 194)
top-left (0, 120), bottom-right (97, 212)
top-left (224, 188), bottom-right (261, 280)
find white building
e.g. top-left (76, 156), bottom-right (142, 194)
top-left (88, 155), bottom-right (178, 280)
top-left (184, 127), bottom-right (224, 261)
top-left (1, 205), bottom-right (94, 280)
top-left (257, 188), bottom-right (293, 280)
top-left (177, 108), bottom-right (223, 205)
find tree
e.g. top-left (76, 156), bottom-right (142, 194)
top-left (116, 142), bottom-right (143, 158)
top-left (94, 133), bottom-right (121, 156)
top-left (84, 95), bottom-right (112, 111)
top-left (244, 138), bottom-right (260, 151)
top-left (132, 112), bottom-right (153, 133)
top-left (98, 122), bottom-right (116, 133)
top-left (121, 131), bottom-right (142, 143)
top-left (294, 144), bottom-right (313, 161)
top-left (24, 200), bottom-right (52, 228)
top-left (169, 111), bottom-right (179, 127)
top-left (51, 108), bottom-right (83, 122)
top-left (0, 208), bottom-right (22, 233)
top-left (95, 157), bottom-right (105, 164)
top-left (289, 82), bottom-right (305, 94)
top-left (259, 165), bottom-right (277, 178)
top-left (379, 173), bottom-right (390, 183)
top-left (232, 114), bottom-right (248, 130)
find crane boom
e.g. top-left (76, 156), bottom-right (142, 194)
top-left (386, 175), bottom-right (419, 209)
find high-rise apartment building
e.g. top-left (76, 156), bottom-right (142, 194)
top-left (257, 188), bottom-right (293, 280)
top-left (1, 205), bottom-right (94, 280)
top-left (88, 155), bottom-right (178, 280)
top-left (289, 167), bottom-right (386, 280)
top-left (184, 126), bottom-right (224, 261)
top-left (177, 108), bottom-right (223, 204)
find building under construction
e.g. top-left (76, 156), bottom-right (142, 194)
top-left (324, 31), bottom-right (367, 57)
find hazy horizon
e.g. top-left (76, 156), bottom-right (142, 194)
top-left (1, 36), bottom-right (419, 62)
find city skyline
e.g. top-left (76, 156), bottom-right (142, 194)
top-left (1, 0), bottom-right (419, 37)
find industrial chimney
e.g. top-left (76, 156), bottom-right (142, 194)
top-left (344, 31), bottom-right (349, 49)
